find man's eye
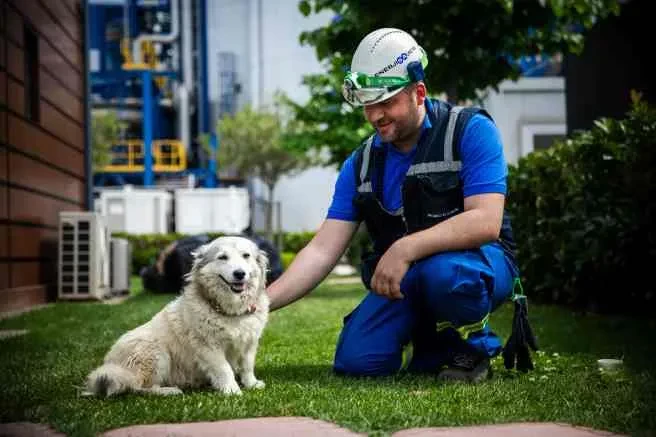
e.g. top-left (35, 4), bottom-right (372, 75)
top-left (218, 254), bottom-right (229, 261)
top-left (243, 253), bottom-right (251, 259)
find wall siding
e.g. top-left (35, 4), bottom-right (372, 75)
top-left (0, 0), bottom-right (86, 313)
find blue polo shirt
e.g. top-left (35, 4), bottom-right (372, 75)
top-left (327, 102), bottom-right (508, 221)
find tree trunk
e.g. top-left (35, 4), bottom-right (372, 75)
top-left (266, 182), bottom-right (275, 243)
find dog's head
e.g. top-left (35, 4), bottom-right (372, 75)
top-left (188, 236), bottom-right (269, 312)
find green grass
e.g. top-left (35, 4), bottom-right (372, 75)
top-left (1, 277), bottom-right (655, 437)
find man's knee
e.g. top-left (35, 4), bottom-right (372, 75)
top-left (333, 348), bottom-right (400, 377)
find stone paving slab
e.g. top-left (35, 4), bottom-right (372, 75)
top-left (394, 422), bottom-right (627, 437)
top-left (0, 419), bottom-right (629, 437)
top-left (102, 417), bottom-right (363, 437)
top-left (0, 422), bottom-right (66, 437)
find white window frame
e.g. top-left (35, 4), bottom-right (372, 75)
top-left (520, 123), bottom-right (567, 156)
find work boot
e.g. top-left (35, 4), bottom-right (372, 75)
top-left (436, 352), bottom-right (491, 383)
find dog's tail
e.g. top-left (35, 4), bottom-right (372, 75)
top-left (85, 363), bottom-right (139, 397)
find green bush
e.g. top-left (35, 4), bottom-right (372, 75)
top-left (281, 251), bottom-right (296, 270)
top-left (507, 92), bottom-right (656, 314)
top-left (280, 228), bottom-right (372, 271)
top-left (282, 231), bottom-right (315, 253)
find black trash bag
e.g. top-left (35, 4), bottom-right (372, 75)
top-left (140, 233), bottom-right (283, 294)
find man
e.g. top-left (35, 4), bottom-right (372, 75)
top-left (267, 28), bottom-right (521, 382)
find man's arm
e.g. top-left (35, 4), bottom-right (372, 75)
top-left (371, 193), bottom-right (505, 299)
top-left (267, 219), bottom-right (359, 311)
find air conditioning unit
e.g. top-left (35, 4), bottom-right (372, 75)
top-left (110, 237), bottom-right (132, 295)
top-left (58, 211), bottom-right (111, 300)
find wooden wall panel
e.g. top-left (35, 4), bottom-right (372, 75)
top-left (11, 261), bottom-right (41, 287)
top-left (0, 224), bottom-right (7, 258)
top-left (0, 264), bottom-right (8, 291)
top-left (6, 40), bottom-right (24, 81)
top-left (9, 152), bottom-right (85, 201)
top-left (1, 0), bottom-right (85, 314)
top-left (9, 225), bottom-right (57, 258)
top-left (7, 77), bottom-right (24, 114)
top-left (5, 5), bottom-right (23, 46)
top-left (39, 100), bottom-right (83, 151)
top-left (0, 71), bottom-right (6, 106)
top-left (39, 1), bottom-right (80, 43)
top-left (8, 0), bottom-right (81, 70)
top-left (7, 114), bottom-right (85, 177)
top-left (0, 145), bottom-right (6, 180)
top-left (39, 38), bottom-right (82, 99)
top-left (40, 69), bottom-right (83, 123)
top-left (9, 186), bottom-right (82, 228)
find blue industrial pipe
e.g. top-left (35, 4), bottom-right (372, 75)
top-left (142, 70), bottom-right (154, 186)
top-left (205, 133), bottom-right (218, 187)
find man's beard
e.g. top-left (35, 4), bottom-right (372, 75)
top-left (378, 113), bottom-right (420, 146)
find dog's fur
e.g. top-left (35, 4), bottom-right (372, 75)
top-left (84, 236), bottom-right (270, 397)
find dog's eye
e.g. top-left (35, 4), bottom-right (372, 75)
top-left (218, 254), bottom-right (229, 261)
top-left (242, 253), bottom-right (251, 259)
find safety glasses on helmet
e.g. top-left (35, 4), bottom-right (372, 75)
top-left (342, 72), bottom-right (410, 106)
top-left (342, 54), bottom-right (429, 106)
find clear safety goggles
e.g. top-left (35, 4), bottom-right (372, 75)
top-left (342, 53), bottom-right (429, 106)
top-left (342, 72), bottom-right (410, 106)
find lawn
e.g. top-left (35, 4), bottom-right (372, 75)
top-left (0, 277), bottom-right (655, 437)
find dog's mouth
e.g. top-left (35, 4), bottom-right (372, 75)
top-left (219, 275), bottom-right (247, 293)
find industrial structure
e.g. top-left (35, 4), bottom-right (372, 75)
top-left (88, 0), bottom-right (218, 188)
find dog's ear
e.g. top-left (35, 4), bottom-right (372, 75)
top-left (256, 249), bottom-right (269, 280)
top-left (189, 243), bottom-right (212, 274)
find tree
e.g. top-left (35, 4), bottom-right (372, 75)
top-left (215, 104), bottom-right (311, 241)
top-left (91, 111), bottom-right (125, 171)
top-left (284, 0), bottom-right (620, 167)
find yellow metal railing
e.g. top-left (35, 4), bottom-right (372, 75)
top-left (99, 139), bottom-right (187, 173)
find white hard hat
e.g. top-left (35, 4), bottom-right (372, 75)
top-left (342, 28), bottom-right (428, 107)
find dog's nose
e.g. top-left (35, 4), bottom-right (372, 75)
top-left (233, 269), bottom-right (246, 281)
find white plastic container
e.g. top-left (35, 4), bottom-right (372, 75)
top-left (174, 187), bottom-right (250, 234)
top-left (97, 186), bottom-right (173, 234)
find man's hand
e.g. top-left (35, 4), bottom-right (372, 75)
top-left (370, 239), bottom-right (412, 300)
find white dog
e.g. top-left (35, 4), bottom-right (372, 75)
top-left (84, 236), bottom-right (270, 397)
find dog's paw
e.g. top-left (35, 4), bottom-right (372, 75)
top-left (154, 386), bottom-right (184, 396)
top-left (215, 380), bottom-right (242, 396)
top-left (244, 379), bottom-right (265, 390)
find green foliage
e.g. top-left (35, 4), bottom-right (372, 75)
top-left (507, 92), bottom-right (656, 314)
top-left (282, 231), bottom-right (316, 253)
top-left (286, 0), bottom-right (620, 167)
top-left (280, 251), bottom-right (297, 270)
top-left (91, 111), bottom-right (126, 171)
top-left (212, 103), bottom-right (313, 240)
top-left (280, 228), bottom-right (372, 271)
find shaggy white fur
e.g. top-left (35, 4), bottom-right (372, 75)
top-left (84, 236), bottom-right (270, 397)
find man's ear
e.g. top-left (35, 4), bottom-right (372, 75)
top-left (415, 81), bottom-right (427, 106)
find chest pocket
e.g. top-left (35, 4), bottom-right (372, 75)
top-left (403, 171), bottom-right (463, 232)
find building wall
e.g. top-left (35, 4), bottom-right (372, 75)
top-left (207, 0), bottom-right (337, 233)
top-left (481, 77), bottom-right (566, 165)
top-left (0, 0), bottom-right (86, 313)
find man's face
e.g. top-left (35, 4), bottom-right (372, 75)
top-left (363, 85), bottom-right (424, 145)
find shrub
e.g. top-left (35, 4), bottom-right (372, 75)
top-left (507, 92), bottom-right (656, 314)
top-left (281, 251), bottom-right (296, 270)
